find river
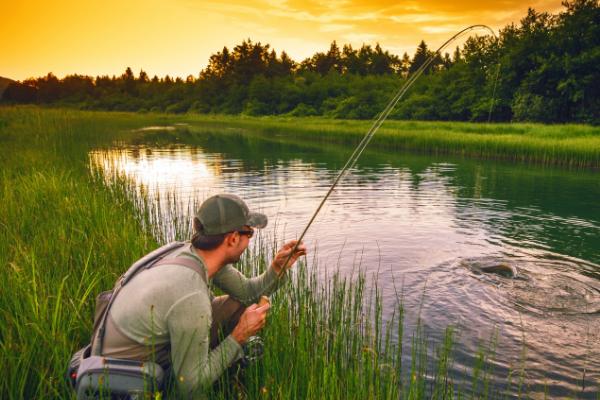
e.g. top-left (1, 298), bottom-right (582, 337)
top-left (90, 126), bottom-right (600, 398)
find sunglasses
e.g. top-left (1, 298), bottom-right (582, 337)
top-left (236, 228), bottom-right (254, 238)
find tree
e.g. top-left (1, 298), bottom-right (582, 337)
top-left (279, 51), bottom-right (296, 74)
top-left (442, 52), bottom-right (452, 70)
top-left (409, 40), bottom-right (439, 75)
top-left (61, 74), bottom-right (94, 100)
top-left (202, 46), bottom-right (232, 79)
top-left (37, 73), bottom-right (61, 102)
top-left (553, 0), bottom-right (600, 121)
top-left (341, 44), bottom-right (359, 74)
top-left (452, 46), bottom-right (462, 63)
top-left (2, 81), bottom-right (37, 103)
top-left (300, 41), bottom-right (343, 75)
top-left (121, 67), bottom-right (136, 94)
top-left (138, 70), bottom-right (149, 83)
top-left (400, 52), bottom-right (411, 76)
top-left (356, 45), bottom-right (374, 75)
top-left (371, 43), bottom-right (401, 74)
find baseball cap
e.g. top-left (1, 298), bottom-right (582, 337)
top-left (195, 194), bottom-right (267, 235)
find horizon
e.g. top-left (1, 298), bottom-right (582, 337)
top-left (2, 0), bottom-right (563, 81)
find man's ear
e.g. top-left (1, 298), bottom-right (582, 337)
top-left (224, 232), bottom-right (238, 247)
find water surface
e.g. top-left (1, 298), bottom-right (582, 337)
top-left (90, 128), bottom-right (600, 398)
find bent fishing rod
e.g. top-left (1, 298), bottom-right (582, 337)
top-left (279, 25), bottom-right (499, 273)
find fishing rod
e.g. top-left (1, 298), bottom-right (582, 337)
top-left (278, 25), bottom-right (499, 273)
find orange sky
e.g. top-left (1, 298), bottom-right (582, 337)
top-left (1, 0), bottom-right (563, 81)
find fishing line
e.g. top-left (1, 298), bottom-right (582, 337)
top-left (281, 25), bottom-right (500, 271)
top-left (488, 62), bottom-right (502, 123)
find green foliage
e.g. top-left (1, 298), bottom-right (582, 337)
top-left (409, 40), bottom-right (443, 75)
top-left (512, 91), bottom-right (557, 122)
top-left (288, 103), bottom-right (319, 117)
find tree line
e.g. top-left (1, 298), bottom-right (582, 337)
top-left (2, 0), bottom-right (598, 123)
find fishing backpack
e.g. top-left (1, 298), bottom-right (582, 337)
top-left (67, 241), bottom-right (206, 399)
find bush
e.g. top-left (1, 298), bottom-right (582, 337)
top-left (165, 102), bottom-right (190, 114)
top-left (288, 103), bottom-right (319, 116)
top-left (512, 92), bottom-right (557, 122)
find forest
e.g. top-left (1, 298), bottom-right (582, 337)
top-left (2, 0), bottom-right (598, 123)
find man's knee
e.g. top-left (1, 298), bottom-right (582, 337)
top-left (210, 296), bottom-right (246, 348)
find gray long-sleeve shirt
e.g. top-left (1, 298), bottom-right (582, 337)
top-left (104, 243), bottom-right (285, 397)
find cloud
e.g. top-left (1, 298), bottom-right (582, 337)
top-left (420, 25), bottom-right (465, 35)
top-left (320, 24), bottom-right (354, 32)
top-left (342, 32), bottom-right (379, 44)
top-left (389, 13), bottom-right (460, 24)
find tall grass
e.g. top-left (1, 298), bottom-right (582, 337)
top-left (0, 106), bottom-right (571, 399)
top-left (0, 107), bottom-right (167, 398)
top-left (177, 114), bottom-right (600, 169)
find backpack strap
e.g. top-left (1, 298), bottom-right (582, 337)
top-left (121, 241), bottom-right (186, 285)
top-left (152, 256), bottom-right (208, 286)
top-left (92, 242), bottom-right (187, 356)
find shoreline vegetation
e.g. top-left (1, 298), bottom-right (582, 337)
top-left (6, 106), bottom-right (600, 169)
top-left (0, 107), bottom-right (595, 398)
top-left (176, 114), bottom-right (600, 169)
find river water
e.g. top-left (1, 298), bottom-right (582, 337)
top-left (90, 127), bottom-right (600, 398)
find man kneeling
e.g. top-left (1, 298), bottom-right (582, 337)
top-left (91, 194), bottom-right (306, 397)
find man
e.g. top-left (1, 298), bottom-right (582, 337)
top-left (91, 193), bottom-right (306, 397)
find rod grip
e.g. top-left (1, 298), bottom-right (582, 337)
top-left (258, 296), bottom-right (270, 307)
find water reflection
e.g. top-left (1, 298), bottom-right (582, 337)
top-left (89, 135), bottom-right (600, 398)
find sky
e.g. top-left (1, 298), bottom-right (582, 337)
top-left (1, 0), bottom-right (564, 81)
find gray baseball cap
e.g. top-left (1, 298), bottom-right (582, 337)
top-left (195, 194), bottom-right (267, 235)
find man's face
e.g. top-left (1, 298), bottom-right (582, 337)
top-left (225, 225), bottom-right (253, 264)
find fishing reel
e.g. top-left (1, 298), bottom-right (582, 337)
top-left (241, 335), bottom-right (265, 367)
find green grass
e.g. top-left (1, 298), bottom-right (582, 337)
top-left (0, 107), bottom-right (165, 398)
top-left (174, 114), bottom-right (600, 169)
top-left (1, 106), bottom-right (593, 399)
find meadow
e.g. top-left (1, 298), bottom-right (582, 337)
top-left (1, 106), bottom-right (596, 399)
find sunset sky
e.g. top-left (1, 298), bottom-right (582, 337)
top-left (2, 0), bottom-right (563, 81)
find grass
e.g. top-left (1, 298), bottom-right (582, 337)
top-left (173, 114), bottom-right (600, 169)
top-left (0, 106), bottom-right (595, 399)
top-left (0, 107), bottom-right (164, 398)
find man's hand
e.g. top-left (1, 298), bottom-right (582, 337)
top-left (231, 303), bottom-right (270, 345)
top-left (271, 240), bottom-right (307, 275)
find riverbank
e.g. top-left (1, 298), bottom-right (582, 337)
top-left (179, 114), bottom-right (600, 169)
top-left (5, 106), bottom-right (600, 169)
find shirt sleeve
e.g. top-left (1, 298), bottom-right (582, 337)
top-left (211, 264), bottom-right (288, 305)
top-left (166, 289), bottom-right (243, 397)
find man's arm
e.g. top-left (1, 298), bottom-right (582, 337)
top-left (167, 291), bottom-right (243, 396)
top-left (212, 240), bottom-right (306, 305)
top-left (212, 263), bottom-right (283, 305)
